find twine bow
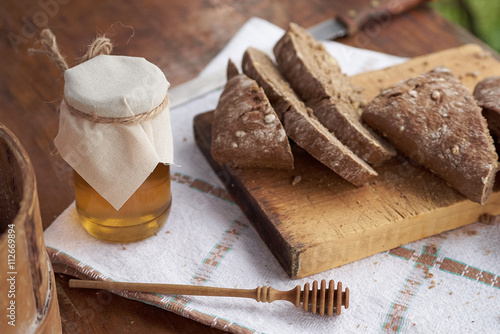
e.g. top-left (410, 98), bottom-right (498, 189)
top-left (29, 29), bottom-right (167, 124)
top-left (28, 29), bottom-right (113, 71)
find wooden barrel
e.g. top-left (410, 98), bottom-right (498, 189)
top-left (0, 123), bottom-right (61, 333)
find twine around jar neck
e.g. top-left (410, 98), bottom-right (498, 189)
top-left (28, 29), bottom-right (167, 124)
top-left (61, 97), bottom-right (168, 124)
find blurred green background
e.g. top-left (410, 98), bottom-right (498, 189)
top-left (431, 0), bottom-right (500, 52)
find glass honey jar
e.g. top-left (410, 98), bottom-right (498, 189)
top-left (54, 53), bottom-right (175, 243)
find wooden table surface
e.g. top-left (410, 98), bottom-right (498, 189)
top-left (0, 0), bottom-right (495, 332)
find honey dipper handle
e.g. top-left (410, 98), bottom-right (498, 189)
top-left (69, 279), bottom-right (300, 304)
top-left (254, 285), bottom-right (302, 306)
top-left (69, 279), bottom-right (257, 299)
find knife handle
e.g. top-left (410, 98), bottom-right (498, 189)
top-left (337, 0), bottom-right (431, 35)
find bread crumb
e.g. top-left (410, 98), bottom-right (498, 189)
top-left (478, 213), bottom-right (496, 225)
top-left (475, 51), bottom-right (491, 59)
top-left (292, 175), bottom-right (302, 185)
top-left (122, 246), bottom-right (126, 250)
top-left (183, 137), bottom-right (187, 142)
top-left (466, 71), bottom-right (480, 77)
top-left (231, 142), bottom-right (238, 148)
top-left (433, 66), bottom-right (451, 73)
top-left (466, 230), bottom-right (478, 236)
top-left (423, 266), bottom-right (433, 279)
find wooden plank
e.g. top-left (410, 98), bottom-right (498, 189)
top-left (193, 44), bottom-right (500, 279)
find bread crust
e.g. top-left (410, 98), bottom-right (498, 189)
top-left (211, 67), bottom-right (294, 170)
top-left (474, 76), bottom-right (500, 145)
top-left (243, 47), bottom-right (377, 186)
top-left (363, 67), bottom-right (498, 204)
top-left (273, 23), bottom-right (395, 166)
top-left (474, 76), bottom-right (500, 113)
top-left (226, 59), bottom-right (239, 81)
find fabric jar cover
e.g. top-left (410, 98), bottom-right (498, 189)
top-left (54, 54), bottom-right (174, 210)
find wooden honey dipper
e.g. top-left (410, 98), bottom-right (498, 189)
top-left (69, 279), bottom-right (349, 316)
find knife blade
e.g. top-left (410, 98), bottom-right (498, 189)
top-left (169, 0), bottom-right (429, 108)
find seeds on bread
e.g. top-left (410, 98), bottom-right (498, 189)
top-left (243, 47), bottom-right (377, 186)
top-left (273, 23), bottom-right (396, 166)
top-left (362, 67), bottom-right (498, 204)
top-left (211, 60), bottom-right (294, 170)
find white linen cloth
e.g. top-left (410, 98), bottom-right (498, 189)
top-left (56, 55), bottom-right (174, 210)
top-left (44, 18), bottom-right (500, 333)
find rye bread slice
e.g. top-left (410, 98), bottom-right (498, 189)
top-left (473, 76), bottom-right (500, 147)
top-left (211, 60), bottom-right (294, 170)
top-left (273, 23), bottom-right (395, 166)
top-left (362, 67), bottom-right (498, 204)
top-left (242, 47), bottom-right (377, 186)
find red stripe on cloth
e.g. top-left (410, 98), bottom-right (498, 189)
top-left (171, 172), bottom-right (234, 203)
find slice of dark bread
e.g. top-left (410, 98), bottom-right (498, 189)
top-left (242, 47), bottom-right (377, 186)
top-left (211, 60), bottom-right (294, 170)
top-left (362, 67), bottom-right (498, 204)
top-left (473, 76), bottom-right (500, 148)
top-left (273, 23), bottom-right (395, 166)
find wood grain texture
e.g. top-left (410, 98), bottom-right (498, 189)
top-left (0, 124), bottom-right (61, 333)
top-left (194, 44), bottom-right (500, 279)
top-left (0, 0), bottom-right (495, 332)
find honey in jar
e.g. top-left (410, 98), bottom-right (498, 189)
top-left (74, 164), bottom-right (171, 243)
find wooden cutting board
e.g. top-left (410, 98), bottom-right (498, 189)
top-left (193, 44), bottom-right (500, 279)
